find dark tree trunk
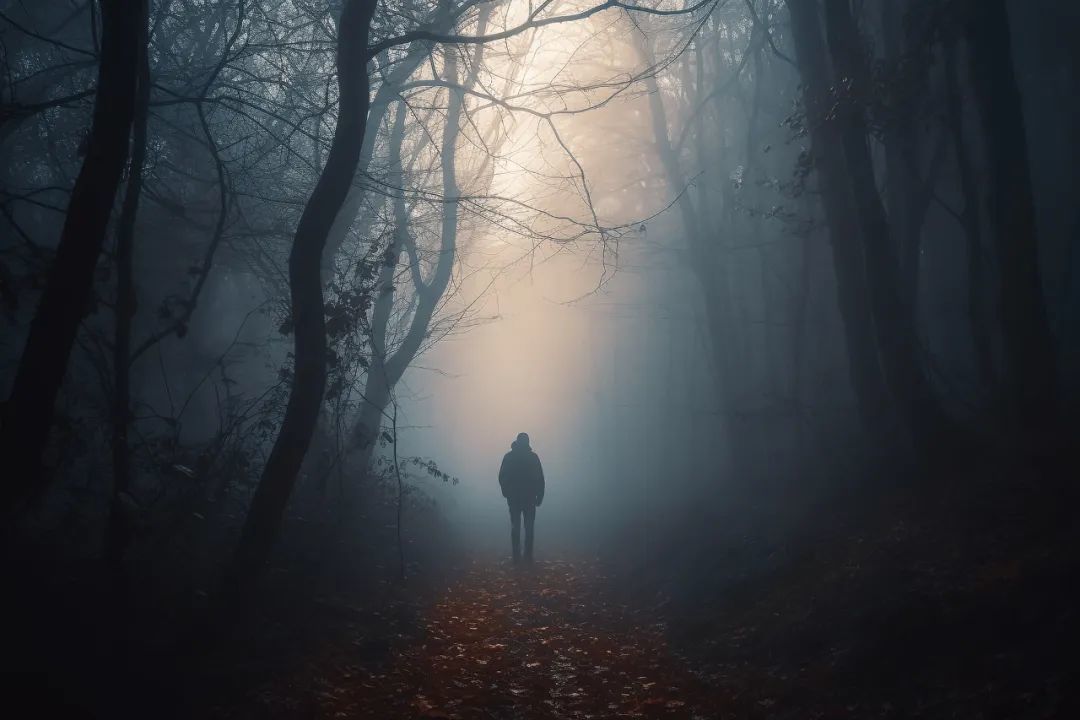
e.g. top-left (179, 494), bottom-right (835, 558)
top-left (963, 0), bottom-right (1059, 440)
top-left (880, 3), bottom-right (948, 326)
top-left (943, 39), bottom-right (995, 393)
top-left (881, 0), bottom-right (920, 311)
top-left (820, 0), bottom-right (948, 449)
top-left (219, 0), bottom-right (378, 610)
top-left (105, 0), bottom-right (151, 569)
top-left (1, 0), bottom-right (141, 510)
top-left (320, 59), bottom-right (412, 284)
top-left (785, 0), bottom-right (889, 429)
top-left (320, 9), bottom-right (459, 284)
top-left (881, 9), bottom-right (911, 293)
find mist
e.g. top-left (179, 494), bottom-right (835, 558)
top-left (2, 1), bottom-right (1078, 718)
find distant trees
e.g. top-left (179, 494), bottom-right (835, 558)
top-left (596, 0), bottom-right (1067, 466)
top-left (784, 0), bottom-right (888, 430)
top-left (634, 25), bottom-right (744, 463)
top-left (819, 0), bottom-right (948, 449)
top-left (0, 0), bottom-right (1072, 632)
top-left (781, 0), bottom-right (1062, 455)
top-left (961, 0), bottom-right (1059, 442)
top-left (631, 1), bottom-right (881, 476)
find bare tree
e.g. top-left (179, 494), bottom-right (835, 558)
top-left (350, 7), bottom-right (494, 479)
top-left (219, 0), bottom-right (379, 608)
top-left (2, 0), bottom-right (144, 511)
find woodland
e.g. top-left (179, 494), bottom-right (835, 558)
top-left (1, 0), bottom-right (1078, 718)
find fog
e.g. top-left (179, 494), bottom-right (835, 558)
top-left (375, 20), bottom-right (734, 560)
top-left (3, 1), bottom-right (1079, 717)
top-left (401, 222), bottom-right (718, 558)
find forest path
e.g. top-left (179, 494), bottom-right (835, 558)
top-left (304, 559), bottom-right (725, 719)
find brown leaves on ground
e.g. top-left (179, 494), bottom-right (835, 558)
top-left (268, 560), bottom-right (726, 719)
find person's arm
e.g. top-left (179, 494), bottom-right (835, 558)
top-left (534, 455), bottom-right (545, 506)
top-left (498, 454), bottom-right (509, 498)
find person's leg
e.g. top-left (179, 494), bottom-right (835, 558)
top-left (508, 502), bottom-right (522, 563)
top-left (523, 504), bottom-right (536, 563)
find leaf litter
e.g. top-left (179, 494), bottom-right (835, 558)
top-left (220, 559), bottom-right (729, 718)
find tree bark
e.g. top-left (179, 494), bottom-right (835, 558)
top-left (320, 59), bottom-right (413, 283)
top-left (880, 1), bottom-right (918, 307)
top-left (105, 0), bottom-right (151, 567)
top-left (349, 16), bottom-right (487, 470)
top-left (962, 0), bottom-right (1059, 439)
top-left (350, 102), bottom-right (409, 475)
top-left (785, 0), bottom-right (889, 429)
top-left (1, 0), bottom-right (142, 511)
top-left (349, 56), bottom-right (464, 452)
top-left (820, 0), bottom-right (948, 449)
top-left (943, 39), bottom-right (995, 393)
top-left (219, 0), bottom-right (378, 609)
top-left (320, 10), bottom-right (459, 284)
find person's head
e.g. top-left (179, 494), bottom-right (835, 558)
top-left (513, 432), bottom-right (530, 450)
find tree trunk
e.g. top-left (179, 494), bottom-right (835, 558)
top-left (943, 39), bottom-right (995, 393)
top-left (219, 0), bottom-right (378, 610)
top-left (880, 2), bottom-right (946, 324)
top-left (636, 34), bottom-right (761, 480)
top-left (105, 0), bottom-right (151, 568)
top-left (963, 0), bottom-right (1059, 440)
top-left (785, 0), bottom-right (889, 429)
top-left (350, 102), bottom-right (409, 478)
top-left (100, 0), bottom-right (150, 672)
top-left (352, 369), bottom-right (391, 477)
top-left (881, 1), bottom-right (916, 305)
top-left (349, 21), bottom-right (485, 471)
top-left (320, 70), bottom-right (406, 283)
top-left (1, 0), bottom-right (141, 510)
top-left (320, 11), bottom-right (459, 283)
top-left (820, 0), bottom-right (948, 449)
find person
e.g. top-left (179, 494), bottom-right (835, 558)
top-left (498, 432), bottom-right (545, 566)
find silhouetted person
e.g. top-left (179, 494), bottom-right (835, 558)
top-left (499, 432), bottom-right (545, 565)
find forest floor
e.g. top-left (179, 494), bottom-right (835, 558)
top-left (197, 465), bottom-right (1080, 720)
top-left (660, 466), bottom-right (1080, 720)
top-left (11, 461), bottom-right (1075, 718)
top-left (206, 559), bottom-right (726, 719)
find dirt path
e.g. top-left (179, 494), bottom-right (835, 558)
top-left (292, 559), bottom-right (725, 719)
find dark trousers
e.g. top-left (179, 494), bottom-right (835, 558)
top-left (508, 500), bottom-right (536, 562)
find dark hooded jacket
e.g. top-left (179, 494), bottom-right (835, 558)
top-left (499, 439), bottom-right (544, 506)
